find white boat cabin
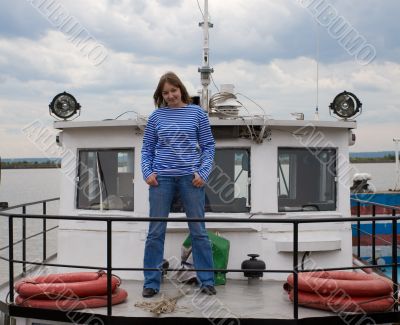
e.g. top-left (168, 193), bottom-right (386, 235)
top-left (54, 117), bottom-right (356, 281)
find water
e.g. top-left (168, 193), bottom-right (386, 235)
top-left (351, 162), bottom-right (399, 192)
top-left (0, 168), bottom-right (61, 206)
top-left (0, 168), bottom-right (61, 284)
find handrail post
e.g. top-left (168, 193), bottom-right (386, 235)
top-left (9, 216), bottom-right (14, 303)
top-left (293, 221), bottom-right (299, 320)
top-left (43, 202), bottom-right (47, 262)
top-left (22, 206), bottom-right (27, 275)
top-left (392, 210), bottom-right (398, 312)
top-left (107, 220), bottom-right (112, 319)
top-left (372, 204), bottom-right (376, 265)
top-left (357, 201), bottom-right (361, 258)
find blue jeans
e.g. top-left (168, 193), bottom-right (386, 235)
top-left (143, 175), bottom-right (214, 291)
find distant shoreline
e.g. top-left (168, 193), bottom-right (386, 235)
top-left (350, 159), bottom-right (395, 164)
top-left (1, 165), bottom-right (60, 169)
top-left (0, 154), bottom-right (397, 170)
top-left (0, 160), bottom-right (395, 170)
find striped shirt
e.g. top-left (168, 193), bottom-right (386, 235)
top-left (141, 104), bottom-right (215, 181)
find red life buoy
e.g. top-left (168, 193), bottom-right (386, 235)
top-left (15, 271), bottom-right (120, 299)
top-left (286, 271), bottom-right (392, 296)
top-left (285, 271), bottom-right (394, 313)
top-left (288, 290), bottom-right (393, 313)
top-left (15, 288), bottom-right (128, 310)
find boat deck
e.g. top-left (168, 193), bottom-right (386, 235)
top-left (95, 278), bottom-right (331, 319)
top-left (0, 274), bottom-right (344, 325)
top-left (2, 271), bottom-right (400, 324)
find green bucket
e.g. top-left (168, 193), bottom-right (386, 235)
top-left (183, 231), bottom-right (230, 285)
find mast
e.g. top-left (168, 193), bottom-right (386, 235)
top-left (198, 0), bottom-right (213, 112)
top-left (314, 22), bottom-right (320, 121)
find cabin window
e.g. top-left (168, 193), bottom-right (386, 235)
top-left (76, 149), bottom-right (134, 211)
top-left (171, 148), bottom-right (251, 213)
top-left (278, 148), bottom-right (336, 212)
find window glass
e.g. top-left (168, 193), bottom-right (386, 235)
top-left (278, 148), bottom-right (336, 212)
top-left (77, 149), bottom-right (134, 211)
top-left (171, 148), bottom-right (251, 213)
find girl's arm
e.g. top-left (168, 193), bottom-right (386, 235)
top-left (141, 116), bottom-right (158, 180)
top-left (197, 110), bottom-right (215, 181)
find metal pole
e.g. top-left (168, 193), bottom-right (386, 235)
top-left (198, 0), bottom-right (213, 112)
top-left (9, 216), bottom-right (14, 303)
top-left (314, 21), bottom-right (320, 121)
top-left (203, 0), bottom-right (209, 63)
top-left (394, 138), bottom-right (400, 191)
top-left (392, 210), bottom-right (398, 312)
top-left (293, 222), bottom-right (299, 320)
top-left (202, 0), bottom-right (209, 112)
top-left (107, 220), bottom-right (112, 318)
top-left (43, 202), bottom-right (47, 262)
top-left (22, 206), bottom-right (26, 275)
top-left (372, 204), bottom-right (376, 265)
top-left (357, 202), bottom-right (361, 258)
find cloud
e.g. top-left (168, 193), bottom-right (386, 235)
top-left (352, 123), bottom-right (400, 152)
top-left (0, 126), bottom-right (54, 158)
top-left (1, 31), bottom-right (396, 116)
top-left (0, 0), bottom-right (399, 157)
top-left (2, 0), bottom-right (398, 64)
top-left (0, 1), bottom-right (50, 39)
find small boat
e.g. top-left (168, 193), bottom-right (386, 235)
top-left (350, 144), bottom-right (400, 275)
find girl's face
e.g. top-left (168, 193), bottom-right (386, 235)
top-left (162, 82), bottom-right (185, 108)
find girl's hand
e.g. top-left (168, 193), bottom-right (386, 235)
top-left (192, 172), bottom-right (205, 187)
top-left (146, 173), bottom-right (158, 186)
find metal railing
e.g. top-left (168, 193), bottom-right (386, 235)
top-left (353, 198), bottom-right (400, 281)
top-left (0, 198), bottom-right (59, 279)
top-left (0, 198), bottom-right (399, 324)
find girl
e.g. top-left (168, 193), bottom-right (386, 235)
top-left (141, 72), bottom-right (216, 297)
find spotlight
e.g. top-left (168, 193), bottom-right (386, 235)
top-left (49, 92), bottom-right (81, 120)
top-left (329, 91), bottom-right (362, 120)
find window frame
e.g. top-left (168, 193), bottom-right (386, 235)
top-left (169, 147), bottom-right (252, 213)
top-left (277, 147), bottom-right (337, 212)
top-left (206, 147), bottom-right (251, 213)
top-left (75, 147), bottom-right (135, 211)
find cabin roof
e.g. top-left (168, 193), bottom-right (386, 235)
top-left (54, 117), bottom-right (356, 130)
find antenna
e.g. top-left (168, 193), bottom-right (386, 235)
top-left (314, 22), bottom-right (320, 121)
top-left (198, 0), bottom-right (214, 113)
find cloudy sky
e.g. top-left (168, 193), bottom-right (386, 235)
top-left (0, 0), bottom-right (399, 158)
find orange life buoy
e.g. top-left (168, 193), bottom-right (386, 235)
top-left (15, 271), bottom-right (120, 299)
top-left (286, 271), bottom-right (392, 297)
top-left (15, 288), bottom-right (128, 310)
top-left (288, 290), bottom-right (393, 313)
top-left (285, 271), bottom-right (394, 313)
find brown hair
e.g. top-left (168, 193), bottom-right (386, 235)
top-left (153, 72), bottom-right (192, 108)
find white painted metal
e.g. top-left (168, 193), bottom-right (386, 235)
top-left (54, 118), bottom-right (355, 282)
top-left (198, 0), bottom-right (213, 111)
top-left (54, 118), bottom-right (356, 129)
